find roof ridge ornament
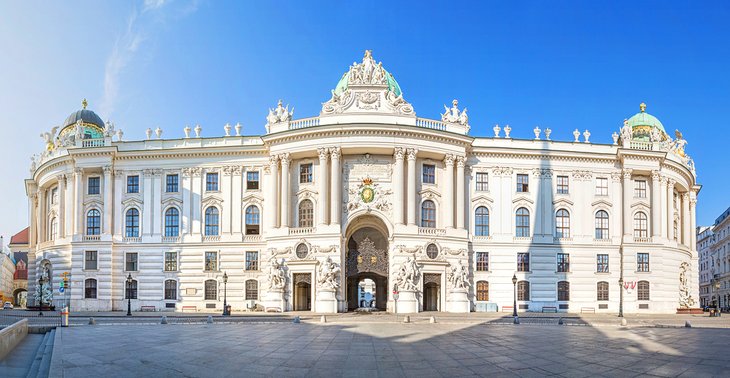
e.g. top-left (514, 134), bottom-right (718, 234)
top-left (639, 102), bottom-right (646, 112)
top-left (441, 99), bottom-right (469, 130)
top-left (82, 98), bottom-right (88, 109)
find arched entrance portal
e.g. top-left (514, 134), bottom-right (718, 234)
top-left (346, 221), bottom-right (389, 311)
top-left (13, 289), bottom-right (27, 308)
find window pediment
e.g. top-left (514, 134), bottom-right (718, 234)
top-left (591, 199), bottom-right (613, 208)
top-left (202, 195), bottom-right (224, 208)
top-left (161, 196), bottom-right (183, 208)
top-left (471, 194), bottom-right (494, 204)
top-left (512, 196), bottom-right (534, 205)
top-left (552, 198), bottom-right (574, 207)
top-left (419, 187), bottom-right (441, 200)
top-left (84, 197), bottom-right (104, 208)
top-left (631, 200), bottom-right (650, 209)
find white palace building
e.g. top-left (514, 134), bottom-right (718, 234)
top-left (26, 51), bottom-right (700, 314)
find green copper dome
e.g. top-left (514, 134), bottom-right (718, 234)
top-left (626, 103), bottom-right (666, 141)
top-left (333, 70), bottom-right (402, 97)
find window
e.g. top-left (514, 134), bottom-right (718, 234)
top-left (296, 243), bottom-right (309, 259)
top-left (476, 252), bottom-right (489, 271)
top-left (88, 177), bottom-right (100, 195)
top-left (126, 175), bottom-right (139, 193)
top-left (595, 210), bottom-right (609, 239)
top-left (205, 252), bottom-right (218, 272)
top-left (555, 209), bottom-right (570, 238)
top-left (557, 253), bottom-right (570, 272)
top-left (421, 200), bottom-right (436, 228)
top-left (245, 251), bottom-right (259, 271)
top-left (205, 280), bottom-right (217, 300)
top-left (300, 163), bottom-right (313, 183)
top-left (517, 253), bottom-right (530, 272)
top-left (557, 176), bottom-right (569, 194)
top-left (125, 279), bottom-right (138, 299)
top-left (516, 174), bottom-right (529, 192)
top-left (166, 174), bottom-right (179, 193)
top-left (165, 280), bottom-right (177, 300)
top-left (476, 172), bottom-right (488, 191)
top-left (246, 171), bottom-right (259, 190)
top-left (206, 172), bottom-right (219, 191)
top-left (49, 218), bottom-right (58, 241)
top-left (673, 220), bottom-right (679, 241)
top-left (517, 281), bottom-right (530, 301)
top-left (164, 252), bottom-right (178, 272)
top-left (596, 254), bottom-right (609, 273)
top-left (125, 253), bottom-right (138, 272)
top-left (86, 209), bottom-right (101, 235)
top-left (245, 280), bottom-right (258, 300)
top-left (634, 212), bottom-right (648, 238)
top-left (84, 279), bottom-right (97, 299)
top-left (165, 208), bottom-right (180, 237)
top-left (597, 281), bottom-right (609, 301)
top-left (475, 206), bottom-right (489, 236)
top-left (558, 281), bottom-right (570, 301)
top-left (51, 187), bottom-right (58, 204)
top-left (204, 207), bottom-right (219, 236)
top-left (637, 253), bottom-right (650, 272)
top-left (298, 200), bottom-right (314, 227)
top-left (85, 251), bottom-right (98, 270)
top-left (426, 244), bottom-right (438, 259)
top-left (245, 206), bottom-right (260, 235)
top-left (637, 280), bottom-right (650, 301)
top-left (515, 207), bottom-right (530, 237)
top-left (422, 164), bottom-right (435, 184)
top-left (125, 208), bottom-right (140, 237)
top-left (635, 180), bottom-right (647, 198)
top-left (476, 281), bottom-right (489, 301)
top-left (595, 177), bottom-right (609, 196)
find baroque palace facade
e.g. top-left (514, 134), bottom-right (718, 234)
top-left (26, 51), bottom-right (699, 314)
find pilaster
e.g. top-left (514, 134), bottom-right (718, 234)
top-left (330, 147), bottom-right (342, 225)
top-left (406, 148), bottom-right (417, 226)
top-left (443, 154), bottom-right (455, 229)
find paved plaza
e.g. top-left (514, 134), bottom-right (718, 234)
top-left (45, 318), bottom-right (730, 377)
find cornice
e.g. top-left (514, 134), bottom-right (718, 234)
top-left (262, 124), bottom-right (474, 147)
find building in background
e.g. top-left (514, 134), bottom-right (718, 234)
top-left (9, 227), bottom-right (29, 307)
top-left (0, 236), bottom-right (16, 305)
top-left (700, 207), bottom-right (730, 310)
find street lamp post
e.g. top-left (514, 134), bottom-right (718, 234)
top-left (38, 276), bottom-right (44, 316)
top-left (126, 273), bottom-right (133, 316)
top-left (618, 277), bottom-right (624, 318)
top-left (512, 274), bottom-right (518, 318)
top-left (222, 272), bottom-right (229, 316)
top-left (714, 279), bottom-right (721, 317)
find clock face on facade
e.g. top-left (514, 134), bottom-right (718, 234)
top-left (361, 187), bottom-right (375, 203)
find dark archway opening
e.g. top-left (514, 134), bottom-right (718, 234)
top-left (346, 225), bottom-right (389, 311)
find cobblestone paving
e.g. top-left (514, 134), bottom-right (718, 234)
top-left (49, 321), bottom-right (730, 377)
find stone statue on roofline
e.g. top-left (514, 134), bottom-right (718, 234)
top-left (266, 100), bottom-right (293, 125)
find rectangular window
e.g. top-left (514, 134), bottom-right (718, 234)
top-left (557, 253), bottom-right (570, 272)
top-left (51, 187), bottom-right (58, 204)
top-left (246, 280), bottom-right (259, 300)
top-left (246, 171), bottom-right (260, 190)
top-left (206, 172), bottom-right (219, 191)
top-left (476, 172), bottom-right (488, 191)
top-left (596, 254), bottom-right (609, 273)
top-left (635, 180), bottom-right (647, 198)
top-left (516, 174), bottom-right (529, 192)
top-left (422, 164), bottom-right (435, 184)
top-left (165, 280), bottom-right (177, 300)
top-left (637, 253), bottom-right (650, 272)
top-left (557, 176), bottom-right (569, 194)
top-left (125, 252), bottom-right (138, 272)
top-left (476, 252), bottom-right (489, 272)
top-left (166, 174), bottom-right (179, 193)
top-left (85, 251), bottom-right (98, 270)
top-left (125, 280), bottom-right (138, 300)
top-left (245, 251), bottom-right (259, 271)
top-left (595, 177), bottom-right (609, 196)
top-left (88, 177), bottom-right (100, 195)
top-left (205, 252), bottom-right (218, 272)
top-left (126, 175), bottom-right (139, 193)
top-left (85, 279), bottom-right (97, 299)
top-left (164, 252), bottom-right (178, 272)
top-left (597, 282), bottom-right (609, 301)
top-left (517, 253), bottom-right (530, 272)
top-left (300, 163), bottom-right (313, 183)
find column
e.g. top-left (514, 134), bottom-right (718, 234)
top-left (57, 175), bottom-right (66, 238)
top-left (28, 190), bottom-right (37, 247)
top-left (406, 149), bottom-right (418, 226)
top-left (74, 168), bottom-right (83, 235)
top-left (651, 170), bottom-right (661, 239)
top-left (330, 147), bottom-right (342, 225)
top-left (659, 177), bottom-right (668, 239)
top-left (151, 170), bottom-right (162, 235)
top-left (268, 156), bottom-right (279, 228)
top-left (280, 153), bottom-right (291, 228)
top-left (456, 156), bottom-right (465, 230)
top-left (611, 172), bottom-right (622, 240)
top-left (667, 179), bottom-right (675, 240)
top-left (622, 169), bottom-right (633, 238)
top-left (232, 167), bottom-right (243, 235)
top-left (103, 166), bottom-right (113, 235)
top-left (37, 189), bottom-right (45, 243)
top-left (221, 167), bottom-right (233, 234)
top-left (682, 193), bottom-right (690, 246)
top-left (443, 154), bottom-right (455, 229)
top-left (393, 147), bottom-right (405, 225)
top-left (191, 168), bottom-right (203, 235)
top-left (317, 148), bottom-right (329, 226)
top-left (690, 193), bottom-right (698, 249)
top-left (142, 169), bottom-right (153, 236)
top-left (113, 170), bottom-right (124, 236)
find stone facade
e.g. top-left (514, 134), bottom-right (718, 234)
top-left (699, 207), bottom-right (730, 310)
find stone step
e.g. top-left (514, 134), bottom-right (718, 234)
top-left (36, 329), bottom-right (55, 378)
top-left (24, 331), bottom-right (49, 378)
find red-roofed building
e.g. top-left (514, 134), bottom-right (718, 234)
top-left (9, 227), bottom-right (29, 307)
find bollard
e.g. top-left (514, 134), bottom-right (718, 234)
top-left (293, 316), bottom-right (301, 324)
top-left (403, 315), bottom-right (410, 323)
top-left (61, 306), bottom-right (69, 327)
top-left (88, 317), bottom-right (96, 325)
top-left (685, 321), bottom-right (692, 328)
top-left (207, 315), bottom-right (213, 324)
top-left (161, 316), bottom-right (168, 325)
top-left (429, 316), bottom-right (436, 324)
top-left (620, 318), bottom-right (627, 326)
top-left (513, 316), bottom-right (520, 325)
top-left (558, 317), bottom-right (564, 325)
top-left (320, 315), bottom-right (327, 323)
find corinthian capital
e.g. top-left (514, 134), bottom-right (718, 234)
top-left (394, 147), bottom-right (404, 160)
top-left (444, 153), bottom-right (455, 166)
top-left (269, 155), bottom-right (279, 166)
top-left (329, 146), bottom-right (341, 160)
top-left (622, 169), bottom-right (633, 179)
top-left (279, 153), bottom-right (291, 165)
top-left (103, 165), bottom-right (113, 175)
top-left (651, 170), bottom-right (661, 181)
top-left (317, 147), bottom-right (329, 161)
top-left (406, 148), bottom-right (418, 161)
top-left (456, 155), bottom-right (466, 168)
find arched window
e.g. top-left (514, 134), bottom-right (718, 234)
top-left (164, 208), bottom-right (180, 237)
top-left (86, 209), bottom-right (101, 236)
top-left (637, 280), bottom-right (650, 301)
top-left (421, 200), bottom-right (436, 228)
top-left (245, 279), bottom-right (258, 300)
top-left (633, 212), bottom-right (648, 238)
top-left (595, 210), bottom-right (609, 240)
top-left (597, 281), bottom-right (609, 301)
top-left (558, 281), bottom-right (570, 301)
top-left (476, 281), bottom-right (489, 301)
top-left (555, 209), bottom-right (570, 238)
top-left (204, 207), bottom-right (219, 236)
top-left (673, 219), bottom-right (679, 241)
top-left (245, 206), bottom-right (260, 235)
top-left (125, 279), bottom-right (138, 299)
top-left (517, 281), bottom-right (530, 301)
top-left (125, 208), bottom-right (140, 238)
top-left (475, 206), bottom-right (489, 236)
top-left (84, 278), bottom-right (97, 299)
top-left (49, 217), bottom-right (58, 241)
top-left (515, 207), bottom-right (530, 237)
top-left (204, 279), bottom-right (217, 300)
top-left (298, 200), bottom-right (313, 228)
top-left (164, 279), bottom-right (177, 300)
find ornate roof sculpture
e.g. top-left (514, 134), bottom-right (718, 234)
top-left (626, 102), bottom-right (667, 141)
top-left (321, 50), bottom-right (414, 116)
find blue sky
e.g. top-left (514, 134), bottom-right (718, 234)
top-left (0, 0), bottom-right (728, 239)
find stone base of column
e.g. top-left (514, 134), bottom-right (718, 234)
top-left (315, 288), bottom-right (338, 313)
top-left (264, 289), bottom-right (286, 312)
top-left (395, 290), bottom-right (419, 314)
top-left (447, 288), bottom-right (470, 313)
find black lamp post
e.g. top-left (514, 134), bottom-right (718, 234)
top-left (126, 273), bottom-right (133, 316)
top-left (714, 279), bottom-right (721, 317)
top-left (618, 277), bottom-right (624, 318)
top-left (38, 276), bottom-right (44, 316)
top-left (222, 272), bottom-right (229, 316)
top-left (512, 274), bottom-right (518, 317)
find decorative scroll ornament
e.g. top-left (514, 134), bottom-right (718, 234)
top-left (317, 257), bottom-right (341, 290)
top-left (441, 99), bottom-right (469, 129)
top-left (266, 100), bottom-right (294, 126)
top-left (678, 262), bottom-right (695, 308)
